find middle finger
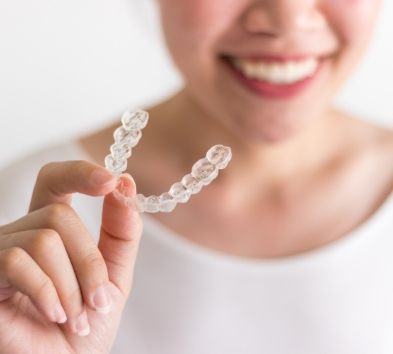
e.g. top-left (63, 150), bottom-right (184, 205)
top-left (0, 203), bottom-right (111, 317)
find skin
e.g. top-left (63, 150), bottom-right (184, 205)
top-left (81, 0), bottom-right (393, 257)
top-left (0, 164), bottom-right (142, 353)
top-left (0, 0), bottom-right (392, 353)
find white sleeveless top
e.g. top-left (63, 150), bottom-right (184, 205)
top-left (1, 140), bottom-right (393, 354)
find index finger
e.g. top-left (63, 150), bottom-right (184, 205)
top-left (29, 160), bottom-right (118, 212)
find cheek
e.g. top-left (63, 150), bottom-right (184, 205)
top-left (160, 0), bottom-right (222, 36)
top-left (323, 0), bottom-right (380, 44)
top-left (159, 0), bottom-right (240, 80)
top-left (159, 0), bottom-right (240, 51)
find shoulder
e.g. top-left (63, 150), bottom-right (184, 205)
top-left (338, 112), bottom-right (393, 161)
top-left (0, 140), bottom-right (85, 223)
top-left (358, 119), bottom-right (393, 178)
top-left (340, 114), bottom-right (393, 198)
top-left (331, 111), bottom-right (393, 197)
top-left (379, 127), bottom-right (393, 193)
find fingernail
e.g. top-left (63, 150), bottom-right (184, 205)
top-left (53, 302), bottom-right (67, 324)
top-left (76, 310), bottom-right (90, 336)
top-left (92, 284), bottom-right (111, 314)
top-left (116, 174), bottom-right (135, 198)
top-left (90, 169), bottom-right (114, 185)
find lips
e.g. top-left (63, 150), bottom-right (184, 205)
top-left (221, 55), bottom-right (323, 99)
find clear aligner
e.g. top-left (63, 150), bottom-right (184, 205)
top-left (104, 109), bottom-right (148, 176)
top-left (105, 109), bottom-right (232, 213)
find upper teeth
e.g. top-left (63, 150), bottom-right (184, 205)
top-left (231, 57), bottom-right (319, 84)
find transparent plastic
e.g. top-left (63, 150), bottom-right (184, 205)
top-left (105, 109), bottom-right (232, 213)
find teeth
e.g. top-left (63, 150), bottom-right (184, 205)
top-left (231, 57), bottom-right (319, 84)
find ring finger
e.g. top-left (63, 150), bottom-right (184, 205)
top-left (0, 228), bottom-right (89, 335)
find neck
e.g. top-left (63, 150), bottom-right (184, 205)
top-left (148, 89), bottom-right (342, 193)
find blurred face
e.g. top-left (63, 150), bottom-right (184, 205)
top-left (158, 0), bottom-right (381, 143)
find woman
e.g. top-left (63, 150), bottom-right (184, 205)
top-left (0, 0), bottom-right (392, 353)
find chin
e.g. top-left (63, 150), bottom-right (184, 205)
top-left (242, 121), bottom-right (302, 144)
top-left (223, 105), bottom-right (315, 144)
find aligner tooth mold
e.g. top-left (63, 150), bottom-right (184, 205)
top-left (181, 174), bottom-right (202, 194)
top-left (159, 192), bottom-right (177, 212)
top-left (110, 142), bottom-right (132, 160)
top-left (105, 109), bottom-right (232, 213)
top-left (206, 144), bottom-right (232, 169)
top-left (144, 195), bottom-right (161, 213)
top-left (191, 158), bottom-right (218, 186)
top-left (169, 182), bottom-right (191, 203)
top-left (121, 109), bottom-right (149, 130)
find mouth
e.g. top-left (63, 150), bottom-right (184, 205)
top-left (220, 55), bottom-right (323, 99)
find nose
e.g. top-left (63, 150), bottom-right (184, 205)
top-left (242, 0), bottom-right (326, 36)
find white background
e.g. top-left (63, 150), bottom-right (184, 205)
top-left (0, 0), bottom-right (392, 169)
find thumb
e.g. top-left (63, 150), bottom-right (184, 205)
top-left (98, 173), bottom-right (143, 297)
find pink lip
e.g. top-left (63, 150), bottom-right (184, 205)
top-left (222, 57), bottom-right (323, 99)
top-left (235, 54), bottom-right (315, 62)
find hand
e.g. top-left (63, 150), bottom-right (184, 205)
top-left (0, 161), bottom-right (143, 354)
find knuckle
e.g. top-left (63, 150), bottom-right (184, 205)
top-left (73, 160), bottom-right (88, 173)
top-left (33, 277), bottom-right (54, 302)
top-left (44, 203), bottom-right (76, 224)
top-left (82, 250), bottom-right (106, 273)
top-left (37, 162), bottom-right (56, 181)
top-left (72, 160), bottom-right (91, 183)
top-left (31, 229), bottom-right (62, 253)
top-left (1, 247), bottom-right (28, 273)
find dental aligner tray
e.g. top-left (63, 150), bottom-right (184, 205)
top-left (104, 109), bottom-right (232, 213)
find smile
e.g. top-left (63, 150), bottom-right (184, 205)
top-left (229, 57), bottom-right (319, 84)
top-left (222, 55), bottom-right (323, 99)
